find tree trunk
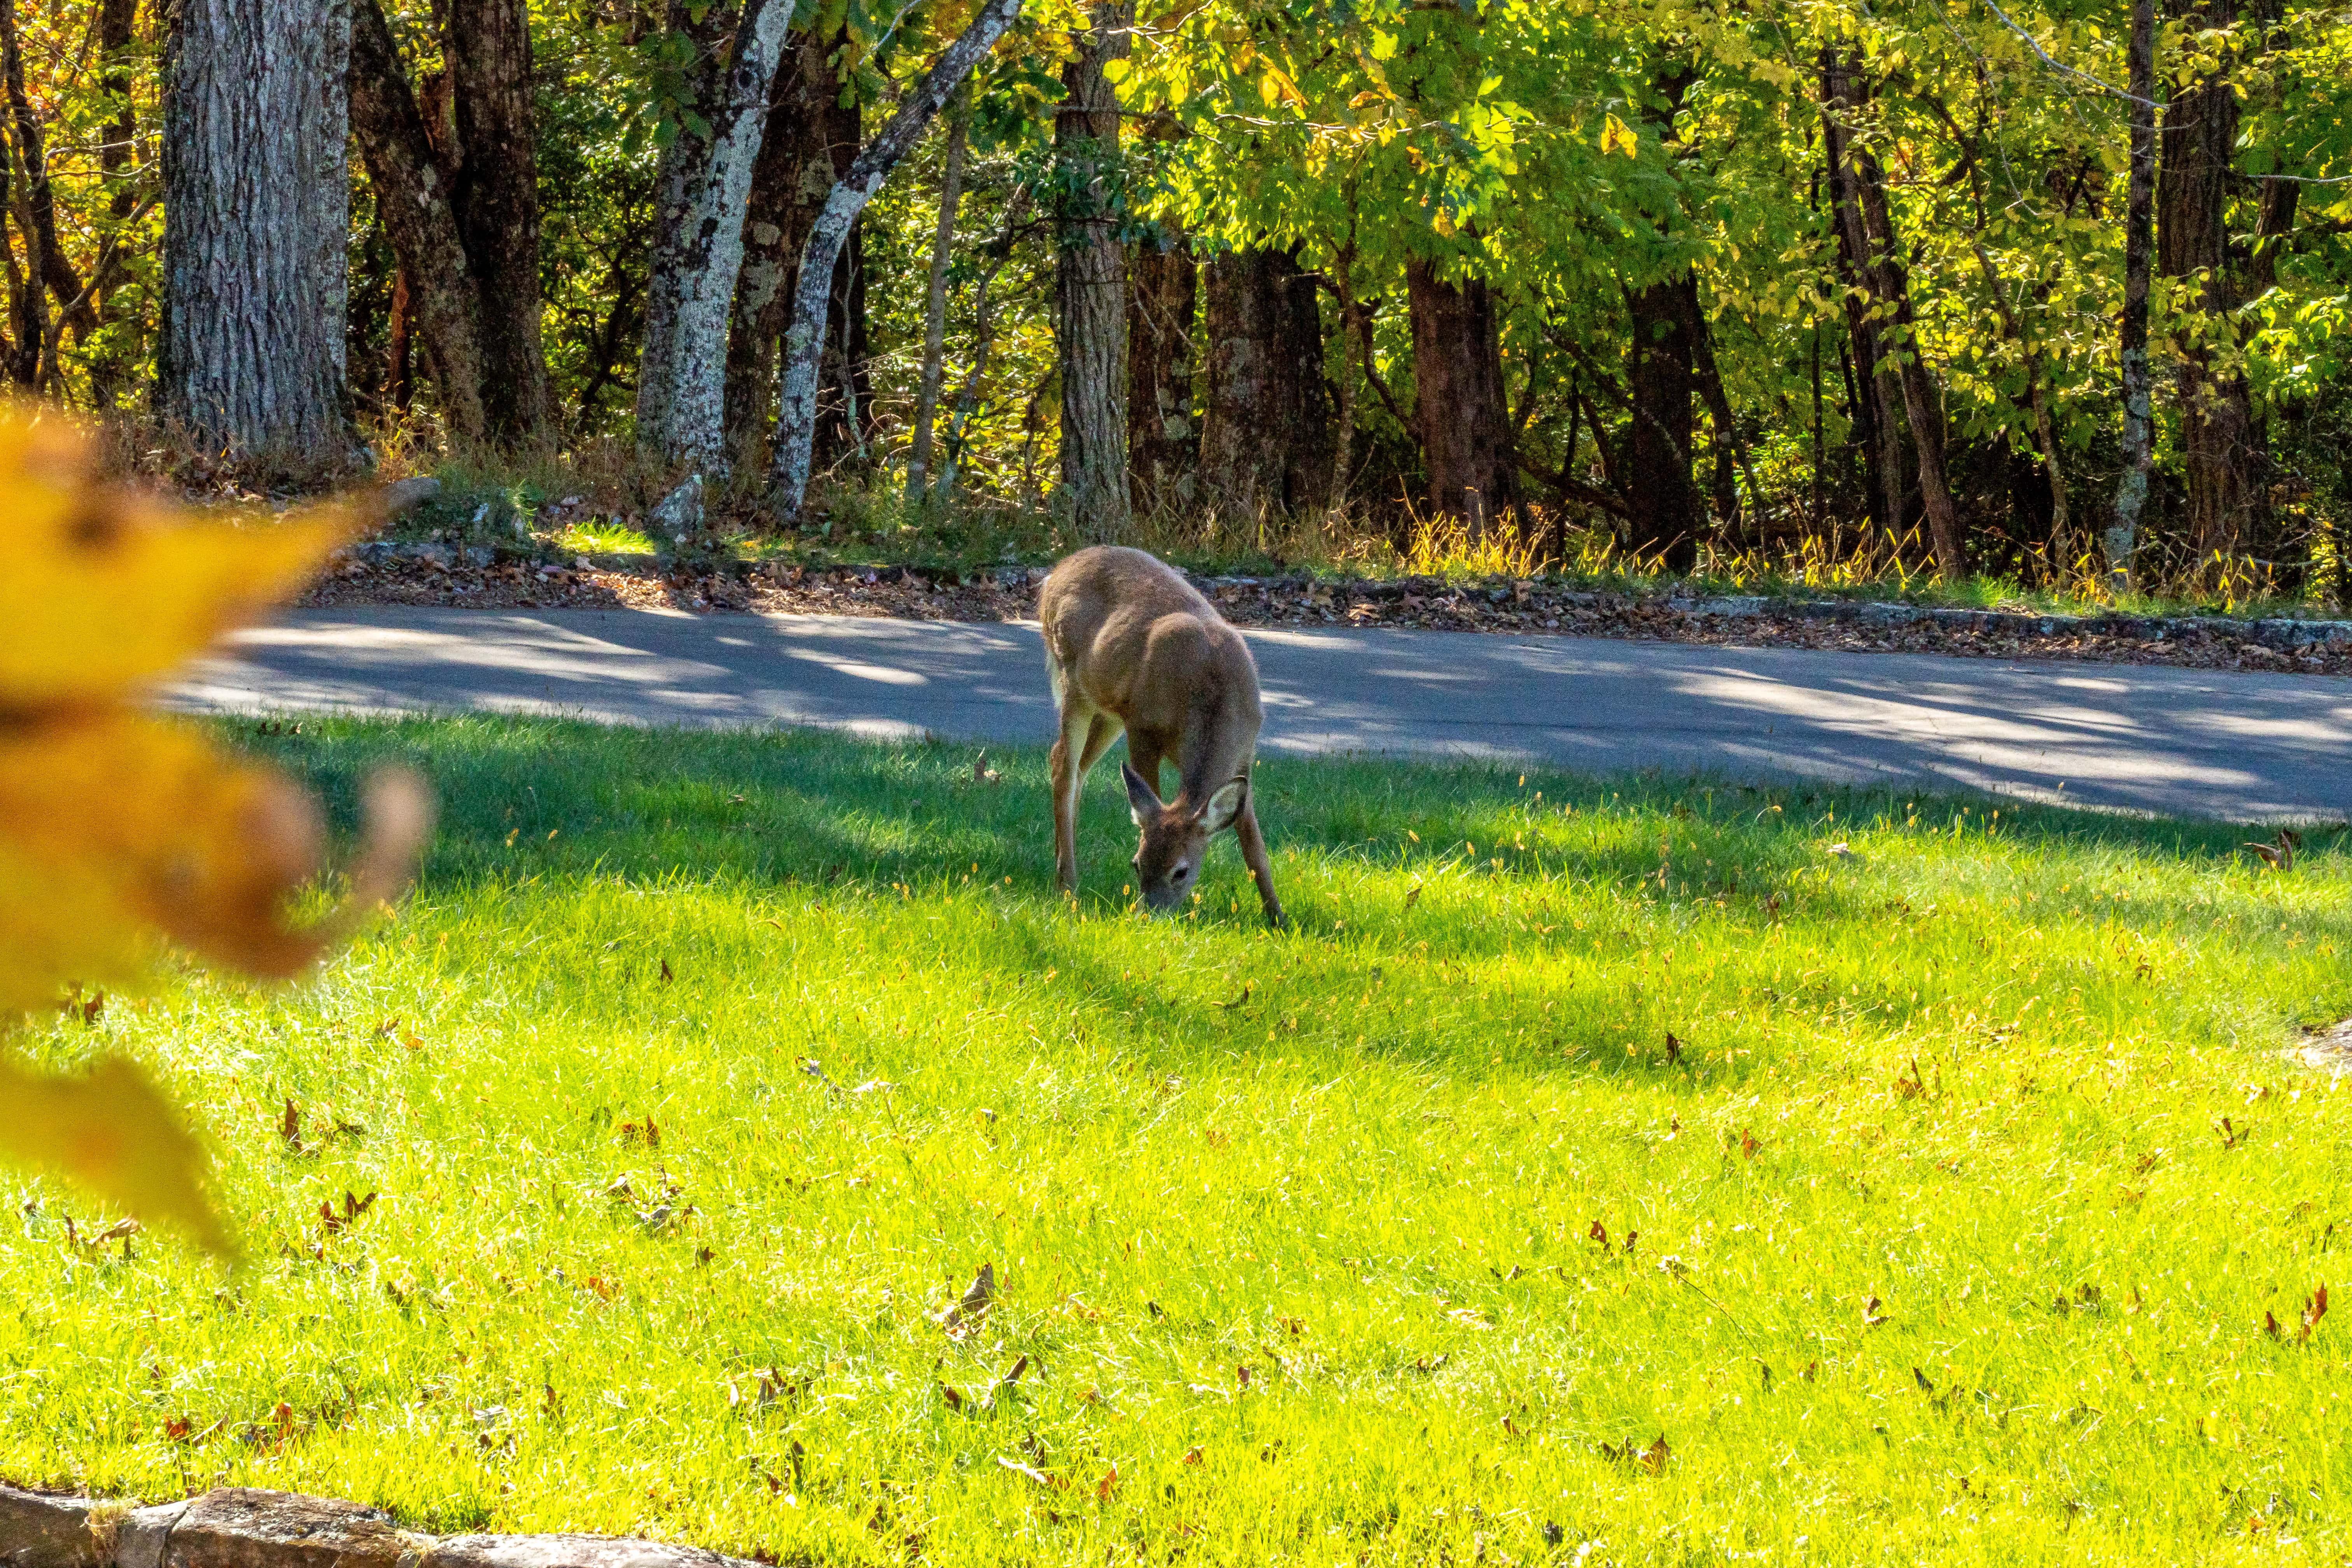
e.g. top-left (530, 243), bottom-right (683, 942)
top-left (2159, 0), bottom-right (2260, 567)
top-left (0, 0), bottom-right (90, 353)
top-left (1126, 232), bottom-right (1197, 520)
top-left (1821, 59), bottom-right (1908, 542)
top-left (1825, 46), bottom-right (1966, 576)
top-left (1624, 274), bottom-right (1699, 567)
top-left (722, 25), bottom-right (858, 476)
top-left (908, 88), bottom-right (969, 506)
top-left (766, 0), bottom-right (1028, 520)
top-left (160, 0), bottom-right (353, 458)
top-left (1198, 246), bottom-right (1330, 523)
top-left (635, 0), bottom-right (796, 476)
top-left (1054, 0), bottom-right (1133, 539)
top-left (348, 0), bottom-right (485, 439)
top-left (446, 0), bottom-right (551, 443)
top-left (0, 128), bottom-right (45, 387)
top-left (816, 218), bottom-right (873, 470)
top-left (1405, 254), bottom-right (1517, 538)
top-left (387, 264), bottom-right (415, 411)
top-left (86, 0), bottom-right (141, 404)
top-left (2108, 0), bottom-right (2159, 591)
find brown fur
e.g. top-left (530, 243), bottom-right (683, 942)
top-left (1039, 545), bottom-right (1284, 926)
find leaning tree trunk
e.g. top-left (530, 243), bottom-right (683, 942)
top-left (1624, 273), bottom-right (1700, 569)
top-left (0, 0), bottom-right (90, 349)
top-left (446, 0), bottom-right (550, 443)
top-left (2159, 0), bottom-right (2260, 568)
top-left (1198, 246), bottom-right (1331, 524)
top-left (348, 0), bottom-right (485, 440)
top-left (721, 25), bottom-right (857, 475)
top-left (2109, 0), bottom-right (2159, 591)
top-left (767, 0), bottom-right (1028, 521)
top-left (1824, 46), bottom-right (1965, 577)
top-left (160, 0), bottom-right (353, 458)
top-left (1054, 0), bottom-right (1134, 540)
top-left (1406, 254), bottom-right (1518, 539)
top-left (635, 0), bottom-right (795, 478)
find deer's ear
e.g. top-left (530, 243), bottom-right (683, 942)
top-left (1197, 779), bottom-right (1245, 834)
top-left (1122, 761), bottom-right (1163, 825)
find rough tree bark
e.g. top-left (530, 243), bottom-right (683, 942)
top-left (1824, 46), bottom-right (1966, 577)
top-left (1624, 274), bottom-right (1699, 568)
top-left (1197, 246), bottom-right (1330, 523)
top-left (2159, 0), bottom-right (2261, 566)
top-left (1127, 231), bottom-right (1198, 518)
top-left (1055, 0), bottom-right (1134, 539)
top-left (160, 0), bottom-right (353, 457)
top-left (348, 0), bottom-right (485, 440)
top-left (768, 0), bottom-right (1027, 520)
top-left (635, 0), bottom-right (796, 479)
top-left (445, 0), bottom-right (551, 442)
top-left (1821, 58), bottom-right (1906, 541)
top-left (2108, 0), bottom-right (2159, 590)
top-left (908, 86), bottom-right (970, 506)
top-left (1406, 254), bottom-right (1518, 538)
top-left (721, 26), bottom-right (860, 474)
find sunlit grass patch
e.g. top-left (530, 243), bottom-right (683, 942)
top-left (3, 717), bottom-right (2348, 1564)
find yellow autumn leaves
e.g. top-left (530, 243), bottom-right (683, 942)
top-left (0, 410), bottom-right (431, 1257)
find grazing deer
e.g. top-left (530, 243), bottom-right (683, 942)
top-left (1040, 545), bottom-right (1285, 926)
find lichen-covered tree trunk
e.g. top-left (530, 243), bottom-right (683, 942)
top-left (1405, 254), bottom-right (1517, 538)
top-left (1199, 246), bottom-right (1329, 523)
top-left (2159, 0), bottom-right (2261, 567)
top-left (1126, 231), bottom-right (1197, 519)
top-left (446, 0), bottom-right (550, 443)
top-left (1624, 274), bottom-right (1699, 569)
top-left (159, 0), bottom-right (353, 458)
top-left (766, 0), bottom-right (1027, 521)
top-left (722, 26), bottom-right (858, 474)
top-left (348, 0), bottom-right (485, 440)
top-left (2108, 0), bottom-right (2159, 589)
top-left (635, 0), bottom-right (794, 475)
top-left (1054, 0), bottom-right (1134, 540)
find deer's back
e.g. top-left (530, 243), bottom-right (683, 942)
top-left (1042, 546), bottom-right (1259, 733)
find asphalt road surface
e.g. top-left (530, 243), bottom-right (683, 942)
top-left (162, 606), bottom-right (2352, 822)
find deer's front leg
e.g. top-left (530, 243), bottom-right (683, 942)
top-left (1234, 793), bottom-right (1286, 929)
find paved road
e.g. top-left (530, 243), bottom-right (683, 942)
top-left (162, 606), bottom-right (2352, 822)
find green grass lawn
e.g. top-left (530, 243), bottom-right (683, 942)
top-left (5, 717), bottom-right (2350, 1565)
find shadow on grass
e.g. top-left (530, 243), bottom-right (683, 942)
top-left (208, 714), bottom-right (2352, 1088)
top-left (236, 711), bottom-right (2351, 951)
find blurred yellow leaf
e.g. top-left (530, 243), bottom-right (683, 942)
top-left (0, 416), bottom-right (356, 709)
top-left (1599, 112), bottom-right (1639, 158)
top-left (0, 406), bottom-right (434, 1257)
top-left (0, 1055), bottom-right (234, 1258)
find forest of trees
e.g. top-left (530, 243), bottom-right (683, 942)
top-left (0, 0), bottom-right (2347, 597)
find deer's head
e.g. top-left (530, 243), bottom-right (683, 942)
top-left (1122, 762), bottom-right (1244, 913)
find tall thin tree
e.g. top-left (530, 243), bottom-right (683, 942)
top-left (1054, 0), bottom-right (1134, 538)
top-left (2107, 0), bottom-right (2159, 592)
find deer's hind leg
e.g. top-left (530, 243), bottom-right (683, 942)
top-left (1053, 705), bottom-right (1123, 895)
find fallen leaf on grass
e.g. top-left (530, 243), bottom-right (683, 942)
top-left (933, 1262), bottom-right (995, 1335)
top-left (2302, 1283), bottom-right (2329, 1342)
top-left (1862, 1295), bottom-right (1889, 1327)
top-left (1638, 1435), bottom-right (1671, 1474)
top-left (1095, 1465), bottom-right (1117, 1502)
